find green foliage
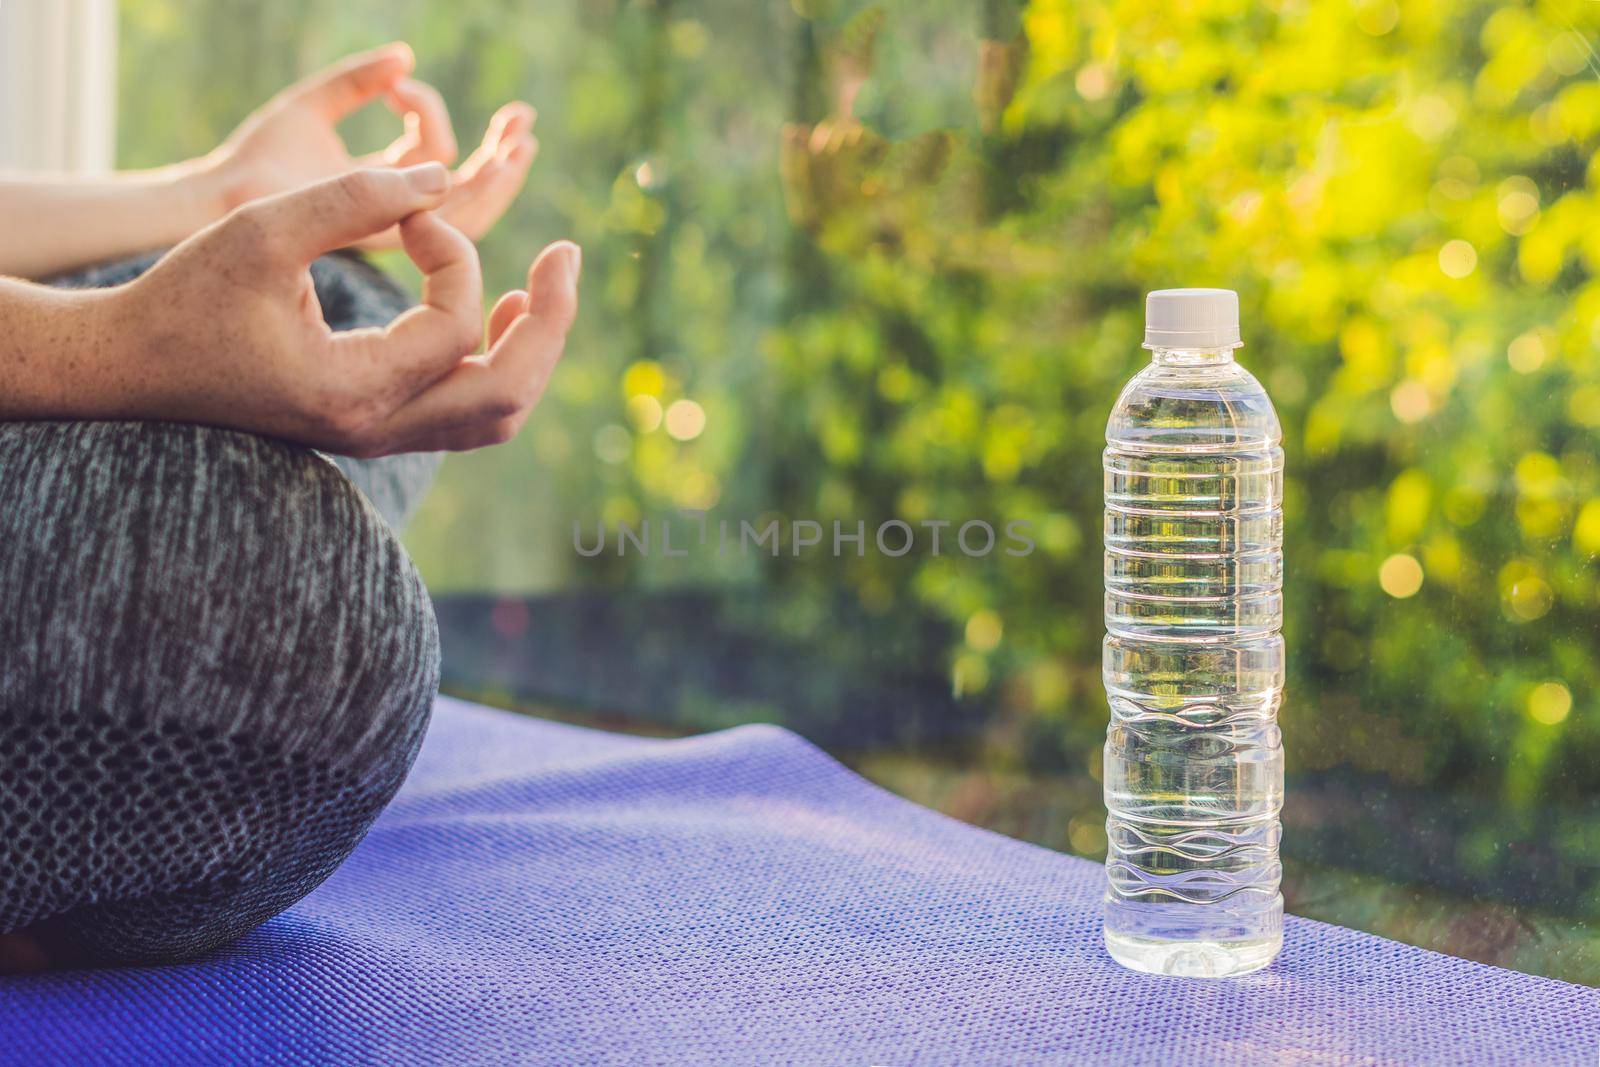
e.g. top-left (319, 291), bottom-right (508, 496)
top-left (117, 0), bottom-right (1600, 807)
top-left (770, 0), bottom-right (1600, 805)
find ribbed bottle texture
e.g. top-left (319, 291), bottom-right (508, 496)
top-left (1101, 326), bottom-right (1285, 977)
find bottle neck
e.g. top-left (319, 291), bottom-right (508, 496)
top-left (1148, 346), bottom-right (1236, 367)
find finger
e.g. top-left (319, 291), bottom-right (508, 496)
top-left (425, 100), bottom-right (530, 190)
top-left (292, 43), bottom-right (413, 121)
top-left (488, 289), bottom-right (528, 346)
top-left (353, 210), bottom-right (484, 392)
top-left (487, 101), bottom-right (537, 145)
top-left (256, 164), bottom-right (451, 261)
top-left (356, 129), bottom-right (522, 251)
top-left (517, 239), bottom-right (581, 332)
top-left (452, 102), bottom-right (536, 178)
top-left (438, 136), bottom-right (537, 239)
top-left (379, 242), bottom-right (580, 452)
top-left (382, 77), bottom-right (458, 165)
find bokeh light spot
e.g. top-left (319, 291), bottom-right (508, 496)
top-left (1379, 554), bottom-right (1425, 598)
top-left (1527, 682), bottom-right (1573, 726)
top-left (1513, 451), bottom-right (1563, 497)
top-left (1506, 331), bottom-right (1547, 373)
top-left (1497, 176), bottom-right (1540, 236)
top-left (626, 393), bottom-right (663, 432)
top-left (672, 469), bottom-right (721, 509)
top-left (622, 360), bottom-right (666, 399)
top-left (1439, 239), bottom-right (1478, 278)
top-left (1408, 94), bottom-right (1456, 141)
top-left (1507, 576), bottom-right (1554, 621)
top-left (664, 399), bottom-right (707, 441)
top-left (1390, 380), bottom-right (1433, 423)
top-left (1075, 62), bottom-right (1112, 100)
top-left (965, 610), bottom-right (1003, 652)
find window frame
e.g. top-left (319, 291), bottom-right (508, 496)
top-left (0, 0), bottom-right (117, 173)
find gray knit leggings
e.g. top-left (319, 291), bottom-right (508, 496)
top-left (0, 252), bottom-right (441, 965)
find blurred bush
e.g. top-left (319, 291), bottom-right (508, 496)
top-left (765, 0), bottom-right (1600, 811)
top-left (117, 0), bottom-right (1600, 810)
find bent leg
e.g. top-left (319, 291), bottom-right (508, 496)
top-left (48, 249), bottom-right (442, 531)
top-left (0, 420), bottom-right (439, 964)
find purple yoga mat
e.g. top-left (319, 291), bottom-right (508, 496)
top-left (2, 696), bottom-right (1595, 1064)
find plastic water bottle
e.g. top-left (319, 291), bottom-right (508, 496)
top-left (1101, 288), bottom-right (1284, 977)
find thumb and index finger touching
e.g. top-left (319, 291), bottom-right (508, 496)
top-left (256, 163), bottom-right (454, 263)
top-left (289, 43), bottom-right (458, 166)
top-left (253, 164), bottom-right (485, 378)
top-left (287, 42), bottom-right (461, 168)
top-left (255, 45), bottom-right (580, 447)
top-left (250, 164), bottom-right (580, 419)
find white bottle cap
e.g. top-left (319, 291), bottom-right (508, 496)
top-left (1143, 288), bottom-right (1242, 349)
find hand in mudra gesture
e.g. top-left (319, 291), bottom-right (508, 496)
top-left (100, 165), bottom-right (579, 456)
top-left (205, 43), bottom-right (537, 248)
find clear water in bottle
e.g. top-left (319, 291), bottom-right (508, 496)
top-left (1102, 288), bottom-right (1284, 977)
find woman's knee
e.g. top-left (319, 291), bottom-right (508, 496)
top-left (0, 420), bottom-right (439, 961)
top-left (0, 419), bottom-right (439, 753)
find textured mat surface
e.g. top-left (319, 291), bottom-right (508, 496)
top-left (1, 696), bottom-right (1595, 1065)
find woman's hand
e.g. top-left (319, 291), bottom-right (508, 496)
top-left (80, 165), bottom-right (579, 456)
top-left (202, 44), bottom-right (538, 248)
top-left (0, 43), bottom-right (534, 278)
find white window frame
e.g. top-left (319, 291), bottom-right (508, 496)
top-left (0, 0), bottom-right (118, 173)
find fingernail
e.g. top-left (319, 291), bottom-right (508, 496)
top-left (562, 244), bottom-right (583, 287)
top-left (385, 42), bottom-right (416, 69)
top-left (404, 162), bottom-right (450, 195)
